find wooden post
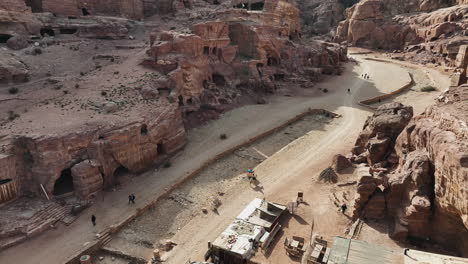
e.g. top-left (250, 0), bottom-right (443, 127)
top-left (40, 184), bottom-right (50, 200)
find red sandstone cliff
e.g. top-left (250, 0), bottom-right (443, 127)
top-left (348, 87), bottom-right (468, 256)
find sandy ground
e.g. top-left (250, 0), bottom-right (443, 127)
top-left (142, 53), bottom-right (448, 263)
top-left (0, 50), bottom-right (449, 264)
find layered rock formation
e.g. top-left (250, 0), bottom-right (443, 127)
top-left (298, 0), bottom-right (358, 36)
top-left (335, 0), bottom-right (468, 67)
top-left (0, 104), bottom-right (186, 200)
top-left (143, 0), bottom-right (347, 116)
top-left (0, 0), bottom-right (347, 204)
top-left (348, 95), bottom-right (468, 256)
top-left (1, 0), bottom-right (145, 19)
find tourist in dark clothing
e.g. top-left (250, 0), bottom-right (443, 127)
top-left (129, 194), bottom-right (136, 204)
top-left (91, 214), bottom-right (96, 226)
top-left (341, 203), bottom-right (347, 214)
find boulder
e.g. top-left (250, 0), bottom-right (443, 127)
top-left (331, 154), bottom-right (352, 173)
top-left (353, 103), bottom-right (413, 157)
top-left (6, 35), bottom-right (29, 50)
top-left (0, 52), bottom-right (29, 83)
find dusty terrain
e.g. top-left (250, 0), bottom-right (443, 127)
top-left (0, 50), bottom-right (448, 263)
top-left (92, 52), bottom-right (447, 264)
top-left (1, 0), bottom-right (465, 262)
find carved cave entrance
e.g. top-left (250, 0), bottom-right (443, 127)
top-left (53, 168), bottom-right (74, 196)
top-left (81, 8), bottom-right (90, 16)
top-left (40, 28), bottom-right (55, 37)
top-left (24, 0), bottom-right (43, 12)
top-left (250, 1), bottom-right (264, 10)
top-left (212, 73), bottom-right (226, 87)
top-left (113, 166), bottom-right (130, 185)
top-left (157, 142), bottom-right (166, 155)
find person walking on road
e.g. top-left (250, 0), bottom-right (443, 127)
top-left (347, 88), bottom-right (350, 93)
top-left (128, 194), bottom-right (136, 204)
top-left (341, 203), bottom-right (347, 214)
top-left (91, 214), bottom-right (96, 226)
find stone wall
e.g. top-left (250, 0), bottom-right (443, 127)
top-left (0, 0), bottom-right (31, 13)
top-left (19, 0), bottom-right (146, 19)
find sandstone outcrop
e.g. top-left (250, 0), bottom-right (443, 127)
top-left (0, 104), bottom-right (186, 201)
top-left (352, 102), bottom-right (413, 166)
top-left (0, 9), bottom-right (134, 41)
top-left (335, 0), bottom-right (468, 66)
top-left (1, 0), bottom-right (145, 19)
top-left (331, 154), bottom-right (352, 173)
top-left (348, 93), bottom-right (468, 256)
top-left (0, 52), bottom-right (29, 83)
top-left (144, 0), bottom-right (347, 116)
top-left (297, 0), bottom-right (358, 36)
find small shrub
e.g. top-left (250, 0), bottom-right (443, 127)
top-left (219, 133), bottom-right (227, 140)
top-left (80, 72), bottom-right (85, 76)
top-left (8, 111), bottom-right (19, 121)
top-left (323, 88), bottom-right (329, 93)
top-left (33, 48), bottom-right (42, 55)
top-left (421, 86), bottom-right (437, 92)
top-left (163, 161), bottom-right (171, 168)
top-left (101, 91), bottom-right (107, 96)
top-left (75, 84), bottom-right (80, 89)
top-left (63, 90), bottom-right (69, 94)
top-left (8, 87), bottom-right (19, 94)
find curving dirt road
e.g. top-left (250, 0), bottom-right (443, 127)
top-left (161, 53), bottom-right (449, 263)
top-left (0, 51), bottom-right (448, 264)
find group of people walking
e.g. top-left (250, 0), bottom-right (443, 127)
top-left (362, 73), bottom-right (370, 79)
top-left (90, 193), bottom-right (137, 226)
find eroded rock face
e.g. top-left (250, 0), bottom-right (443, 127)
top-left (297, 0), bottom-right (359, 36)
top-left (331, 154), bottom-right (352, 173)
top-left (335, 0), bottom-right (468, 66)
top-left (352, 102), bottom-right (413, 165)
top-left (0, 52), bottom-right (29, 83)
top-left (349, 91), bottom-right (468, 256)
top-left (144, 0), bottom-right (347, 117)
top-left (0, 104), bottom-right (186, 200)
top-left (0, 10), bottom-right (133, 41)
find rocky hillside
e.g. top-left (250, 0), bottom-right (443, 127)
top-left (334, 0), bottom-right (468, 67)
top-left (297, 0), bottom-right (358, 36)
top-left (346, 88), bottom-right (468, 256)
top-left (0, 0), bottom-right (346, 203)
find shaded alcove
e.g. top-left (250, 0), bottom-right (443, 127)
top-left (0, 179), bottom-right (12, 185)
top-left (157, 142), bottom-right (166, 155)
top-left (141, 124), bottom-right (148, 135)
top-left (0, 34), bottom-right (13, 43)
top-left (251, 1), bottom-right (264, 10)
top-left (40, 28), bottom-right (55, 37)
top-left (178, 95), bottom-right (184, 106)
top-left (24, 0), bottom-right (43, 12)
top-left (212, 73), bottom-right (226, 87)
top-left (59, 28), bottom-right (78, 34)
top-left (53, 168), bottom-right (74, 196)
top-left (81, 8), bottom-right (90, 16)
top-left (113, 166), bottom-right (130, 178)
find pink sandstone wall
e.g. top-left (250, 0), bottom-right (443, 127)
top-left (0, 0), bottom-right (31, 12)
top-left (41, 0), bottom-right (144, 19)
